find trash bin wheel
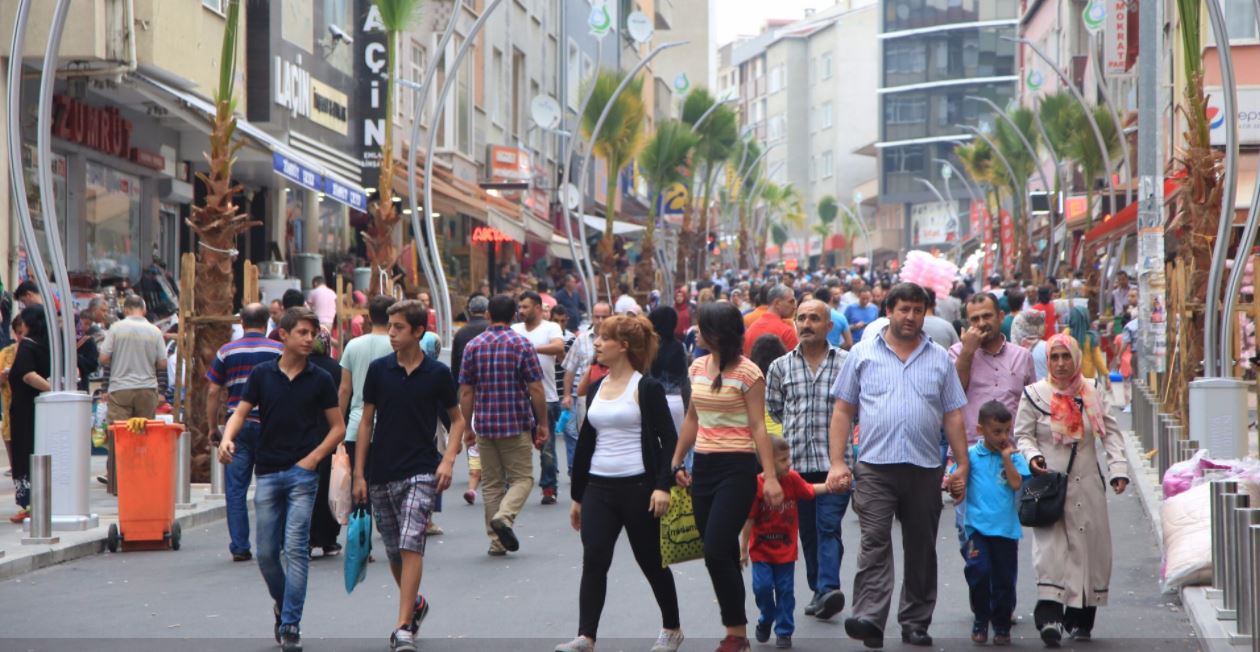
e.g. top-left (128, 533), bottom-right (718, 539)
top-left (106, 524), bottom-right (120, 553)
top-left (170, 521), bottom-right (181, 551)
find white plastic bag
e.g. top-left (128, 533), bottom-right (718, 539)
top-left (1161, 482), bottom-right (1212, 592)
top-left (329, 443), bottom-right (352, 525)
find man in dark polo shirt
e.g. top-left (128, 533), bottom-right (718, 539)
top-left (351, 300), bottom-right (465, 652)
top-left (218, 307), bottom-right (344, 652)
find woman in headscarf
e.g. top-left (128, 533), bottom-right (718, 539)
top-left (673, 288), bottom-right (692, 339)
top-left (1064, 306), bottom-right (1108, 385)
top-left (1014, 334), bottom-right (1129, 647)
top-left (8, 306), bottom-right (50, 522)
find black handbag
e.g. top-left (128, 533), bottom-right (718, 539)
top-left (1018, 441), bottom-right (1077, 527)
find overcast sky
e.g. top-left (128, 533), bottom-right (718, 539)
top-left (713, 0), bottom-right (833, 47)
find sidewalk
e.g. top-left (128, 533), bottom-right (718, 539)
top-left (0, 449), bottom-right (229, 582)
top-left (1120, 414), bottom-right (1247, 651)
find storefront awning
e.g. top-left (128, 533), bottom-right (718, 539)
top-left (133, 74), bottom-right (368, 212)
top-left (485, 207), bottom-right (527, 242)
top-left (549, 234), bottom-right (577, 260)
top-left (1082, 178), bottom-right (1180, 246)
top-left (581, 214), bottom-right (645, 235)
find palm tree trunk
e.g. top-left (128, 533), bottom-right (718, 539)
top-left (599, 170), bottom-right (619, 295)
top-left (367, 28), bottom-right (400, 294)
top-left (738, 198), bottom-right (750, 270)
top-left (637, 190), bottom-right (658, 292)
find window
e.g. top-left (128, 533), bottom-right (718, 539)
top-left (769, 65), bottom-right (784, 93)
top-left (885, 95), bottom-right (927, 125)
top-left (810, 156), bottom-right (817, 181)
top-left (404, 40), bottom-right (425, 121)
top-left (512, 49), bottom-right (526, 141)
top-left (821, 151), bottom-right (834, 178)
top-left (882, 145), bottom-right (925, 174)
top-left (821, 52), bottom-right (833, 79)
top-left (768, 114), bottom-right (786, 140)
top-left (493, 47), bottom-right (505, 124)
top-left (85, 162), bottom-right (143, 283)
top-left (457, 40), bottom-right (472, 155)
top-left (1219, 0), bottom-right (1259, 42)
top-left (202, 0), bottom-right (224, 13)
top-left (821, 101), bottom-right (833, 129)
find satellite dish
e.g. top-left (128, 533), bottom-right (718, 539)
top-left (564, 183), bottom-right (581, 211)
top-left (530, 95), bottom-right (561, 130)
top-left (626, 11), bottom-right (653, 44)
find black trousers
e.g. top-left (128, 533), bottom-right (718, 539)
top-left (1034, 600), bottom-right (1097, 633)
top-left (692, 452), bottom-right (759, 627)
top-left (578, 475), bottom-right (680, 639)
top-left (309, 452), bottom-right (342, 548)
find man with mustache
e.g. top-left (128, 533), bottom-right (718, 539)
top-left (765, 300), bottom-right (850, 621)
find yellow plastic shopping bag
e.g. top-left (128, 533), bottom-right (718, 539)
top-left (659, 486), bottom-right (704, 567)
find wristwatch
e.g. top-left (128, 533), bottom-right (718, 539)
top-left (671, 463), bottom-right (687, 476)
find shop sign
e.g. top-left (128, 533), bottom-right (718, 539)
top-left (52, 94), bottom-right (132, 159)
top-left (999, 209), bottom-right (1015, 275)
top-left (982, 205), bottom-right (994, 278)
top-left (274, 55), bottom-right (312, 119)
top-left (323, 176), bottom-right (367, 212)
top-left (355, 0), bottom-right (389, 186)
top-left (472, 226), bottom-right (514, 244)
top-left (1207, 87), bottom-right (1260, 146)
top-left (969, 200), bottom-right (983, 239)
top-left (273, 151), bottom-right (323, 191)
top-left (910, 201), bottom-right (956, 246)
top-left (1104, 0), bottom-right (1128, 75)
top-left (129, 148), bottom-right (165, 171)
top-left (310, 79), bottom-right (349, 136)
top-left (490, 146), bottom-right (532, 181)
top-left (1064, 195), bottom-right (1090, 224)
top-left (658, 182), bottom-right (688, 217)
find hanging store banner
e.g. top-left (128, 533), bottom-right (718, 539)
top-left (999, 209), bottom-right (1015, 276)
top-left (1137, 174), bottom-right (1167, 372)
top-left (355, 0), bottom-right (388, 187)
top-left (969, 200), bottom-right (983, 241)
top-left (982, 205), bottom-right (994, 278)
top-left (1104, 0), bottom-right (1129, 75)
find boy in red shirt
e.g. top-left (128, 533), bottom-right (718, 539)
top-left (741, 438), bottom-right (834, 649)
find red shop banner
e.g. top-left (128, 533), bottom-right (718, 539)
top-left (981, 204), bottom-right (995, 278)
top-left (999, 209), bottom-right (1015, 276)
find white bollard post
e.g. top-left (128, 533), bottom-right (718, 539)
top-left (21, 455), bottom-right (59, 544)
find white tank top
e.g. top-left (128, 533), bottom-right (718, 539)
top-left (588, 371), bottom-right (646, 478)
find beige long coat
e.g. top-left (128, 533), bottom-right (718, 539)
top-left (1014, 381), bottom-right (1129, 608)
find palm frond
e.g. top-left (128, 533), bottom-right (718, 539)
top-left (374, 0), bottom-right (426, 32)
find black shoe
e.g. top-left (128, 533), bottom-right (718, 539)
top-left (901, 629), bottom-right (933, 647)
top-left (803, 595), bottom-right (820, 616)
top-left (280, 625), bottom-right (302, 652)
top-left (273, 604), bottom-right (282, 644)
top-left (1040, 623), bottom-right (1063, 648)
top-left (775, 635), bottom-right (792, 649)
top-left (490, 516), bottom-right (520, 552)
top-left (844, 617), bottom-right (884, 649)
top-left (755, 622), bottom-right (772, 643)
top-left (814, 589), bottom-right (846, 620)
top-left (411, 594), bottom-right (430, 632)
top-left (1070, 628), bottom-right (1092, 642)
top-left (96, 475), bottom-right (108, 485)
top-left (232, 551), bottom-right (252, 562)
top-left (993, 630), bottom-right (1012, 646)
top-left (322, 542), bottom-right (343, 557)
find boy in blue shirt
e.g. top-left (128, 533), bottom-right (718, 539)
top-left (950, 400), bottom-right (1029, 646)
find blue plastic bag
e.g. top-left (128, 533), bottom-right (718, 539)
top-left (344, 506), bottom-right (372, 594)
top-left (554, 409), bottom-right (572, 436)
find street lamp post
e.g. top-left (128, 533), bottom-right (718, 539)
top-left (964, 95), bottom-right (1058, 278)
top-left (1202, 0), bottom-right (1240, 378)
top-left (556, 37), bottom-right (606, 316)
top-left (1029, 96), bottom-right (1066, 277)
top-left (1004, 36), bottom-right (1119, 238)
top-left (575, 39), bottom-right (687, 303)
top-left (422, 0), bottom-right (508, 347)
top-left (957, 124), bottom-right (1023, 271)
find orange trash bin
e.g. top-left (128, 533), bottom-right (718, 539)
top-left (106, 420), bottom-right (183, 552)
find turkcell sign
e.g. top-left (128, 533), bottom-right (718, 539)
top-left (1207, 87), bottom-right (1260, 146)
top-left (273, 152), bottom-right (323, 191)
top-left (324, 176), bottom-right (367, 212)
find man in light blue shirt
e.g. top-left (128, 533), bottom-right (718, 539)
top-left (815, 287), bottom-right (852, 349)
top-left (824, 282), bottom-right (970, 649)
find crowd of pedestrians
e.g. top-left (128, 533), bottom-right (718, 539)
top-left (0, 259), bottom-right (1144, 652)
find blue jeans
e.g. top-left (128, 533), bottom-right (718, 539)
top-left (752, 561), bottom-right (796, 637)
top-left (255, 465), bottom-right (319, 628)
top-left (225, 421), bottom-right (260, 555)
top-left (963, 533), bottom-right (1019, 633)
top-left (539, 401), bottom-right (562, 490)
top-left (563, 402), bottom-right (580, 476)
top-left (798, 486), bottom-right (850, 596)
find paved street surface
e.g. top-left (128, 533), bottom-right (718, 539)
top-left (0, 410), bottom-right (1199, 651)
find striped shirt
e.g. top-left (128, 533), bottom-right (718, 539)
top-left (457, 325), bottom-right (546, 440)
top-left (207, 332), bottom-right (284, 422)
top-left (690, 356), bottom-right (762, 454)
top-left (766, 345), bottom-right (849, 473)
top-left (831, 326), bottom-right (967, 469)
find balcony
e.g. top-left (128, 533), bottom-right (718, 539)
top-left (655, 0), bottom-right (673, 30)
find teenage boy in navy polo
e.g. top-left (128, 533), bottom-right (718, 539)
top-left (352, 300), bottom-right (466, 652)
top-left (218, 307), bottom-right (345, 652)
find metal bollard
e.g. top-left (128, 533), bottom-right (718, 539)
top-left (1169, 425), bottom-right (1185, 462)
top-left (207, 452), bottom-right (225, 501)
top-left (21, 455), bottom-right (59, 545)
top-left (1233, 508), bottom-right (1260, 639)
top-left (1186, 440), bottom-right (1201, 461)
top-left (1250, 525), bottom-right (1260, 652)
top-left (1154, 414), bottom-right (1167, 477)
top-left (1139, 388), bottom-right (1153, 452)
top-left (1212, 480), bottom-right (1241, 597)
top-left (175, 429), bottom-right (196, 510)
top-left (1221, 492), bottom-right (1251, 619)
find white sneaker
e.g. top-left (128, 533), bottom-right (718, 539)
top-left (651, 628), bottom-right (684, 652)
top-left (554, 636), bottom-right (595, 652)
top-left (391, 627), bottom-right (417, 652)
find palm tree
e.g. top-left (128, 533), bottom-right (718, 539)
top-left (186, 0), bottom-right (258, 477)
top-left (681, 89), bottom-right (738, 282)
top-left (581, 70), bottom-right (647, 280)
top-left (954, 140), bottom-right (997, 247)
top-left (364, 0), bottom-right (424, 294)
top-left (1061, 106), bottom-right (1121, 227)
top-left (817, 194), bottom-right (839, 264)
top-left (732, 138), bottom-right (762, 270)
top-left (637, 119), bottom-right (699, 290)
top-left (992, 107), bottom-right (1040, 275)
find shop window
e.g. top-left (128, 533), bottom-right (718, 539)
top-left (85, 161), bottom-right (143, 283)
top-left (202, 0), bottom-right (224, 14)
top-left (20, 147), bottom-right (68, 276)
